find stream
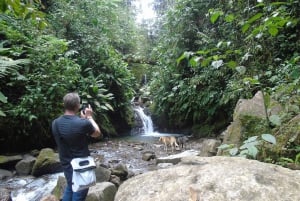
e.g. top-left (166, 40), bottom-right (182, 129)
top-left (0, 106), bottom-right (200, 200)
top-left (1, 134), bottom-right (202, 201)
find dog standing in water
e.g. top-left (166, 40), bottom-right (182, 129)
top-left (159, 136), bottom-right (179, 152)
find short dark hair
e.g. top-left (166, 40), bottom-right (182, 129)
top-left (63, 92), bottom-right (80, 111)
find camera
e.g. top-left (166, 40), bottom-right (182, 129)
top-left (81, 104), bottom-right (88, 114)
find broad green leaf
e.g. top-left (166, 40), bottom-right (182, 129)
top-left (268, 26), bottom-right (279, 36)
top-left (244, 136), bottom-right (259, 143)
top-left (210, 12), bottom-right (221, 24)
top-left (105, 103), bottom-right (114, 111)
top-left (0, 91), bottom-right (7, 103)
top-left (217, 144), bottom-right (231, 150)
top-left (269, 115), bottom-right (281, 126)
top-left (240, 141), bottom-right (259, 149)
top-left (0, 110), bottom-right (5, 117)
top-left (94, 101), bottom-right (101, 107)
top-left (227, 61), bottom-right (237, 69)
top-left (248, 145), bottom-right (258, 158)
top-left (235, 66), bottom-right (246, 74)
top-left (239, 149), bottom-right (249, 158)
top-left (176, 51), bottom-right (193, 65)
top-left (225, 14), bottom-right (235, 23)
top-left (247, 13), bottom-right (263, 24)
top-left (261, 134), bottom-right (276, 144)
top-left (0, 0), bottom-right (8, 13)
top-left (229, 147), bottom-right (238, 156)
top-left (242, 23), bottom-right (250, 33)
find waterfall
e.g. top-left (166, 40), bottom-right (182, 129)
top-left (133, 106), bottom-right (154, 135)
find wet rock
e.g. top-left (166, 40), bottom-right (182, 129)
top-left (86, 182), bottom-right (117, 201)
top-left (198, 139), bottom-right (221, 157)
top-left (52, 176), bottom-right (67, 200)
top-left (40, 194), bottom-right (59, 201)
top-left (31, 148), bottom-right (63, 177)
top-left (95, 166), bottom-right (111, 182)
top-left (0, 169), bottom-right (13, 180)
top-left (115, 156), bottom-right (300, 201)
top-left (156, 150), bottom-right (200, 165)
top-left (142, 151), bottom-right (156, 161)
top-left (110, 163), bottom-right (128, 180)
top-left (157, 163), bottom-right (174, 169)
top-left (109, 175), bottom-right (121, 187)
top-left (15, 155), bottom-right (36, 176)
top-left (30, 149), bottom-right (40, 157)
top-left (0, 188), bottom-right (12, 201)
top-left (0, 155), bottom-right (22, 169)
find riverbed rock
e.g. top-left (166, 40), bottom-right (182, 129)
top-left (115, 156), bottom-right (300, 201)
top-left (95, 166), bottom-right (111, 182)
top-left (0, 155), bottom-right (22, 169)
top-left (109, 175), bottom-right (121, 187)
top-left (142, 151), bottom-right (156, 161)
top-left (156, 149), bottom-right (200, 165)
top-left (86, 182), bottom-right (117, 201)
top-left (198, 139), bottom-right (221, 157)
top-left (40, 194), bottom-right (59, 201)
top-left (110, 163), bottom-right (128, 180)
top-left (0, 188), bottom-right (12, 201)
top-left (31, 148), bottom-right (63, 177)
top-left (52, 176), bottom-right (67, 200)
top-left (15, 155), bottom-right (36, 176)
top-left (0, 169), bottom-right (13, 179)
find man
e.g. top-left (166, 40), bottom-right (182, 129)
top-left (52, 92), bottom-right (101, 201)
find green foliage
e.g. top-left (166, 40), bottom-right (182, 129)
top-left (0, 0), bottom-right (140, 152)
top-left (150, 0), bottom-right (300, 135)
top-left (0, 0), bottom-right (47, 28)
top-left (218, 134), bottom-right (277, 159)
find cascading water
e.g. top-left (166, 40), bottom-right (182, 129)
top-left (133, 106), bottom-right (154, 135)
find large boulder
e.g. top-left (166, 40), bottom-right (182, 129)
top-left (86, 182), bottom-right (117, 201)
top-left (15, 154), bottom-right (36, 176)
top-left (95, 166), bottom-right (111, 182)
top-left (115, 156), bottom-right (300, 201)
top-left (31, 148), bottom-right (63, 177)
top-left (219, 91), bottom-right (272, 152)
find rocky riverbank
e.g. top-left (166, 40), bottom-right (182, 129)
top-left (0, 136), bottom-right (220, 201)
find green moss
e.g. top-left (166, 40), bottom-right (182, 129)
top-left (0, 156), bottom-right (8, 163)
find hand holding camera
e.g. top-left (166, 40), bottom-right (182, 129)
top-left (81, 104), bottom-right (93, 119)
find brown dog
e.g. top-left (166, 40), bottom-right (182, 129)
top-left (159, 136), bottom-right (179, 152)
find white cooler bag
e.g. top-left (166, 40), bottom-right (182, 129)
top-left (70, 156), bottom-right (96, 192)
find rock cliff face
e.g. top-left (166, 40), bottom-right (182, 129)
top-left (115, 156), bottom-right (300, 201)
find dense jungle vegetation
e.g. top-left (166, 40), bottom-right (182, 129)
top-left (0, 0), bottom-right (299, 166)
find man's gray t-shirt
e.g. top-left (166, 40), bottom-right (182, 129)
top-left (52, 115), bottom-right (95, 169)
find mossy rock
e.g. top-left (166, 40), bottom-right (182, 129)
top-left (31, 148), bottom-right (63, 177)
top-left (52, 176), bottom-right (66, 200)
top-left (0, 155), bottom-right (22, 169)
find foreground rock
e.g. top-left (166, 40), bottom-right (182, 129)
top-left (86, 182), bottom-right (117, 201)
top-left (115, 156), bottom-right (300, 201)
top-left (31, 148), bottom-right (62, 177)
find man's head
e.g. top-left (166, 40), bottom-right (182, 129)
top-left (63, 92), bottom-right (80, 112)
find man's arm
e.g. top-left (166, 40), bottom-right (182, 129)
top-left (82, 104), bottom-right (101, 138)
top-left (87, 116), bottom-right (101, 138)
